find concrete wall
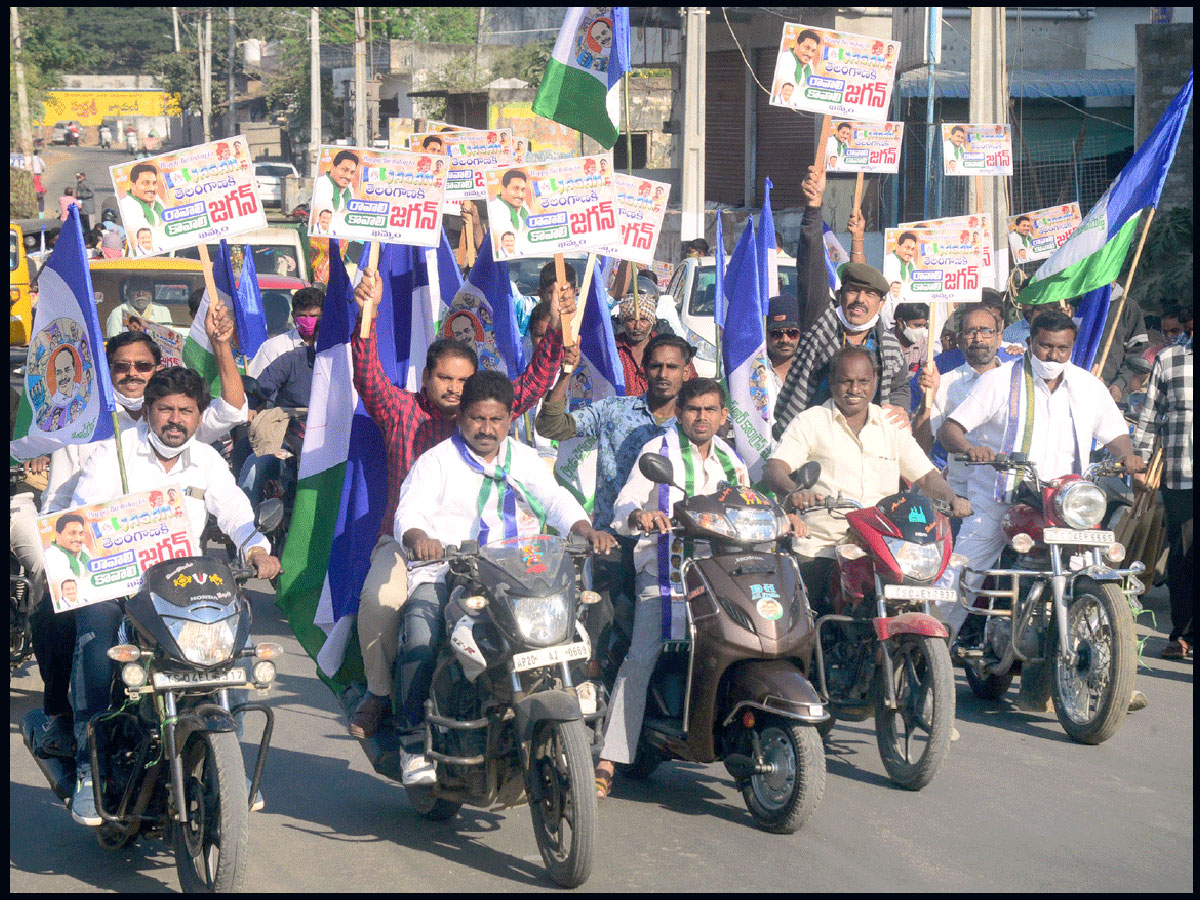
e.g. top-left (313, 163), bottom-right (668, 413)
top-left (1134, 22), bottom-right (1193, 211)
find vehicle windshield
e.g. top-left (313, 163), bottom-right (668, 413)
top-left (688, 264), bottom-right (799, 316)
top-left (10, 230), bottom-right (19, 271)
top-left (176, 243), bottom-right (302, 279)
top-left (481, 534), bottom-right (565, 578)
top-left (260, 289), bottom-right (296, 335)
top-left (506, 256), bottom-right (587, 297)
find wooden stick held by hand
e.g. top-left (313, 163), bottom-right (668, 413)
top-left (358, 242), bottom-right (381, 340)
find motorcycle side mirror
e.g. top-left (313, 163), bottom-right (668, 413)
top-left (639, 453), bottom-right (678, 487)
top-left (791, 461), bottom-right (821, 492)
top-left (255, 498), bottom-right (285, 536)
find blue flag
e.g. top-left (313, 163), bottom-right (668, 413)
top-left (233, 245), bottom-right (269, 360)
top-left (756, 176), bottom-right (777, 314)
top-left (448, 232), bottom-right (525, 375)
top-left (1071, 284), bottom-right (1115, 370)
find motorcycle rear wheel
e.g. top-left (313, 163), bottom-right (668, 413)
top-left (405, 785), bottom-right (461, 821)
top-left (1050, 578), bottom-right (1135, 745)
top-left (741, 720), bottom-right (825, 834)
top-left (171, 731), bottom-right (248, 893)
top-left (875, 635), bottom-right (954, 791)
top-left (527, 719), bottom-right (596, 888)
top-left (964, 663), bottom-right (1015, 700)
top-left (615, 735), bottom-right (665, 780)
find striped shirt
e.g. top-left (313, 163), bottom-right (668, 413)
top-left (1132, 341), bottom-right (1192, 489)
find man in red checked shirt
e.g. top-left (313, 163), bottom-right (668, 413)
top-left (347, 266), bottom-right (574, 740)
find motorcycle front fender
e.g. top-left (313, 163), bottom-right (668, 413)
top-left (172, 702), bottom-right (238, 748)
top-left (872, 611), bottom-right (949, 641)
top-left (513, 689), bottom-right (582, 745)
top-left (720, 659), bottom-right (828, 726)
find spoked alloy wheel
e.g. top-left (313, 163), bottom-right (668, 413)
top-left (171, 731), bottom-right (248, 893)
top-left (875, 636), bottom-right (954, 790)
top-left (741, 720), bottom-right (825, 834)
top-left (1050, 578), bottom-right (1135, 745)
top-left (526, 719), bottom-right (596, 888)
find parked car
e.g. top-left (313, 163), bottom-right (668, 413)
top-left (254, 161), bottom-right (299, 208)
top-left (664, 253), bottom-right (799, 378)
top-left (169, 225), bottom-right (311, 283)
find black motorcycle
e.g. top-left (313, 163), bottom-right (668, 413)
top-left (357, 534), bottom-right (602, 888)
top-left (10, 465), bottom-right (39, 675)
top-left (22, 501), bottom-right (284, 893)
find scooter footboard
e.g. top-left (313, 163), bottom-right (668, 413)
top-left (872, 611), bottom-right (948, 641)
top-left (719, 659), bottom-right (828, 727)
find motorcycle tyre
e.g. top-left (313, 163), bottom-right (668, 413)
top-left (741, 719), bottom-right (825, 834)
top-left (405, 785), bottom-right (461, 822)
top-left (615, 736), bottom-right (664, 780)
top-left (874, 636), bottom-right (954, 791)
top-left (171, 731), bottom-right (248, 894)
top-left (1050, 578), bottom-right (1135, 745)
top-left (527, 719), bottom-right (596, 888)
top-left (96, 820), bottom-right (138, 850)
top-left (964, 663), bottom-right (1015, 701)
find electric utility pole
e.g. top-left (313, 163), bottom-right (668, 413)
top-left (13, 8), bottom-right (34, 160)
top-left (354, 7), bottom-right (368, 146)
top-left (227, 8), bottom-right (236, 138)
top-left (311, 7), bottom-right (321, 168)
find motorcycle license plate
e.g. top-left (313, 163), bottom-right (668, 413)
top-left (1043, 528), bottom-right (1115, 546)
top-left (151, 668), bottom-right (247, 691)
top-left (883, 585), bottom-right (957, 603)
top-left (511, 641), bottom-right (589, 673)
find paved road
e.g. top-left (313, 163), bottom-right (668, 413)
top-left (9, 577), bottom-right (1192, 893)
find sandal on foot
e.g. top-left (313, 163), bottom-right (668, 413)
top-left (595, 768), bottom-right (614, 801)
top-left (1162, 639), bottom-right (1189, 660)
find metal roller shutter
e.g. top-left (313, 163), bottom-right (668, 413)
top-left (753, 48), bottom-right (816, 207)
top-left (705, 50), bottom-right (746, 206)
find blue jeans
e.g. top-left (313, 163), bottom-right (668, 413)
top-left (72, 601), bottom-right (123, 768)
top-left (238, 453), bottom-right (280, 508)
top-left (398, 581), bottom-right (451, 735)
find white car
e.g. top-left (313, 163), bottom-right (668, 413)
top-left (663, 253), bottom-right (799, 378)
top-left (253, 161), bottom-right (299, 208)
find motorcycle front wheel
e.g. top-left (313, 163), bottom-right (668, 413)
top-left (875, 635), bottom-right (955, 791)
top-left (741, 719), bottom-right (825, 834)
top-left (172, 731), bottom-right (249, 893)
top-left (526, 719), bottom-right (596, 888)
top-left (1050, 578), bottom-right (1135, 745)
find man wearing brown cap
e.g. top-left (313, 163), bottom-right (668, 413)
top-left (773, 260), bottom-right (911, 439)
top-left (615, 274), bottom-right (696, 395)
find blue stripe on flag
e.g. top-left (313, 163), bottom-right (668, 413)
top-left (578, 256), bottom-right (627, 397)
top-left (234, 247), bottom-right (269, 358)
top-left (1071, 284), bottom-right (1114, 370)
top-left (722, 218), bottom-right (762, 372)
top-left (471, 235), bottom-right (525, 373)
top-left (714, 212), bottom-right (727, 329)
top-left (756, 177), bottom-right (775, 315)
top-left (608, 9), bottom-right (632, 91)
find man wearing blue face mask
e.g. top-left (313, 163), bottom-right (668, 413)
top-left (935, 309), bottom-right (1146, 644)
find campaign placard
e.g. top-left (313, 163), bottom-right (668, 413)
top-left (408, 128), bottom-right (513, 201)
top-left (37, 490), bottom-right (198, 613)
top-left (484, 155), bottom-right (618, 260)
top-left (824, 121), bottom-right (904, 173)
top-left (942, 123), bottom-right (1013, 175)
top-left (1008, 203), bottom-right (1083, 264)
top-left (110, 136), bottom-right (266, 258)
top-left (900, 213), bottom-right (995, 288)
top-left (769, 24), bottom-right (899, 121)
top-left (883, 226), bottom-right (983, 306)
top-left (122, 312), bottom-right (183, 366)
top-left (307, 145), bottom-right (446, 247)
top-left (596, 174), bottom-right (671, 266)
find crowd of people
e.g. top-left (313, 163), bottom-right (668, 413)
top-left (9, 152), bottom-right (1192, 825)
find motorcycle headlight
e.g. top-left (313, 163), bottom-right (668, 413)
top-left (693, 511), bottom-right (737, 538)
top-left (1054, 481), bottom-right (1107, 530)
top-left (510, 593), bottom-right (569, 648)
top-left (727, 507), bottom-right (787, 543)
top-left (882, 537), bottom-right (944, 583)
top-left (169, 619), bottom-right (236, 666)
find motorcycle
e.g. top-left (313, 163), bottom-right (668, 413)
top-left (10, 466), bottom-right (37, 675)
top-left (597, 454), bottom-right (827, 833)
top-left (21, 501), bottom-right (285, 893)
top-left (950, 453), bottom-right (1144, 744)
top-left (356, 533), bottom-right (602, 888)
top-left (795, 479), bottom-right (958, 791)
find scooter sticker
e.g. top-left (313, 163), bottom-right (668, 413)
top-left (750, 583), bottom-right (784, 620)
top-left (908, 507), bottom-right (928, 524)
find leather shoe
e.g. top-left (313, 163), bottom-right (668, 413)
top-left (349, 693), bottom-right (391, 740)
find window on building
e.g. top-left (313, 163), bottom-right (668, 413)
top-left (613, 132), bottom-right (649, 169)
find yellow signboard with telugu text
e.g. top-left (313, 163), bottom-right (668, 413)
top-left (37, 91), bottom-right (183, 128)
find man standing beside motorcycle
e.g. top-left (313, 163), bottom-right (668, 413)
top-left (935, 309), bottom-right (1145, 649)
top-left (64, 366), bottom-right (281, 825)
top-left (764, 346), bottom-right (970, 606)
top-left (393, 370), bottom-right (616, 784)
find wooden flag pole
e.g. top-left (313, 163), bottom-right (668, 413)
top-left (563, 254), bottom-right (596, 373)
top-left (465, 212), bottom-right (477, 268)
top-left (974, 174), bottom-right (985, 215)
top-left (1094, 206), bottom-right (1156, 375)
top-left (359, 242), bottom-right (381, 339)
top-left (816, 115), bottom-right (834, 169)
top-left (111, 409), bottom-right (130, 493)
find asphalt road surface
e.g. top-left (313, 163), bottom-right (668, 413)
top-left (9, 576), bottom-right (1192, 893)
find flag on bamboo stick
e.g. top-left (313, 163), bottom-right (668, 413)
top-left (181, 241), bottom-right (238, 392)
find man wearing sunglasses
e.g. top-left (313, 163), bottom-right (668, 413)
top-left (765, 293), bottom-right (801, 433)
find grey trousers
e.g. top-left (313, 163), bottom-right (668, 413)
top-left (599, 575), bottom-right (665, 765)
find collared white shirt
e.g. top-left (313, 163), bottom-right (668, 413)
top-left (945, 359), bottom-right (1128, 503)
top-left (770, 400), bottom-right (936, 558)
top-left (71, 422), bottom-right (268, 559)
top-left (612, 433), bottom-right (750, 580)
top-left (43, 396), bottom-right (249, 513)
top-left (395, 435), bottom-right (589, 594)
top-left (930, 360), bottom-right (1002, 495)
top-left (248, 328), bottom-right (304, 379)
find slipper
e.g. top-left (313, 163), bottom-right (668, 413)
top-left (1162, 639), bottom-right (1189, 660)
top-left (595, 768), bottom-right (614, 801)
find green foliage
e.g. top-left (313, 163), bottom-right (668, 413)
top-left (490, 42), bottom-right (553, 86)
top-left (10, 167), bottom-right (37, 219)
top-left (1122, 205), bottom-right (1193, 315)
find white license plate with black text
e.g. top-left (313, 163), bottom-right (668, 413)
top-left (151, 668), bottom-right (246, 691)
top-left (883, 585), bottom-right (958, 602)
top-left (511, 642), bottom-right (589, 673)
top-left (1044, 528), bottom-right (1115, 546)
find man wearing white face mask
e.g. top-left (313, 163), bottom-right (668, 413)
top-left (936, 308), bottom-right (1146, 643)
top-left (892, 302), bottom-right (930, 376)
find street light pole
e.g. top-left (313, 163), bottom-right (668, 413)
top-left (12, 8), bottom-right (34, 160)
top-left (311, 7), bottom-right (321, 169)
top-left (227, 8), bottom-right (236, 139)
top-left (354, 7), bottom-right (368, 146)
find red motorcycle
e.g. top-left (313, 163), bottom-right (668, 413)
top-left (796, 487), bottom-right (959, 790)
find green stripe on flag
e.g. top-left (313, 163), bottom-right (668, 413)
top-left (276, 463), bottom-right (362, 691)
top-left (533, 60), bottom-right (618, 148)
top-left (182, 336), bottom-right (221, 394)
top-left (1017, 215), bottom-right (1140, 306)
